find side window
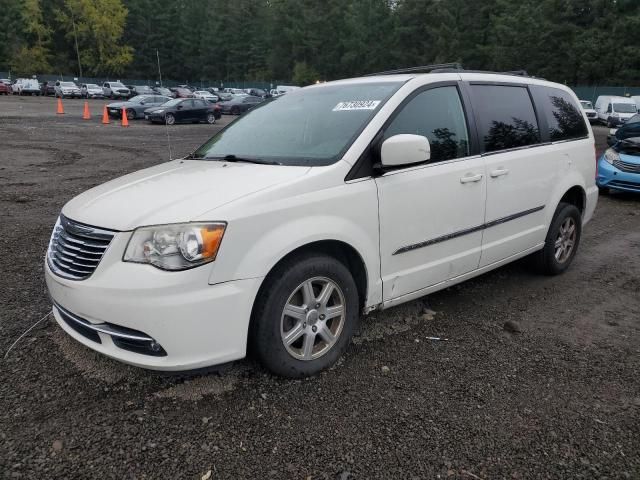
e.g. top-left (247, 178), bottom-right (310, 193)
top-left (606, 103), bottom-right (612, 113)
top-left (383, 86), bottom-right (470, 162)
top-left (471, 85), bottom-right (540, 153)
top-left (536, 87), bottom-right (588, 141)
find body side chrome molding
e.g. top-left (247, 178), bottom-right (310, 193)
top-left (393, 205), bottom-right (545, 255)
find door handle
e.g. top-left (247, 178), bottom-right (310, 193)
top-left (490, 168), bottom-right (510, 178)
top-left (460, 173), bottom-right (483, 184)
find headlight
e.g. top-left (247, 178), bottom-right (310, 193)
top-left (603, 148), bottom-right (619, 164)
top-left (123, 222), bottom-right (226, 271)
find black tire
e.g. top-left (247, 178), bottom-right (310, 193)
top-left (250, 253), bottom-right (360, 378)
top-left (126, 109), bottom-right (135, 120)
top-left (206, 113), bottom-right (216, 124)
top-left (598, 186), bottom-right (609, 195)
top-left (230, 105), bottom-right (240, 115)
top-left (165, 113), bottom-right (175, 125)
top-left (530, 202), bottom-right (582, 276)
top-left (606, 118), bottom-right (614, 128)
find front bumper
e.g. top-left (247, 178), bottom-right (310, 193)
top-left (597, 157), bottom-right (640, 193)
top-left (45, 232), bottom-right (264, 370)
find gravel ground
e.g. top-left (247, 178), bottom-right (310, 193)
top-left (1, 95), bottom-right (639, 479)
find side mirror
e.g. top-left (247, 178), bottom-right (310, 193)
top-left (380, 134), bottom-right (430, 167)
top-left (177, 105), bottom-right (183, 110)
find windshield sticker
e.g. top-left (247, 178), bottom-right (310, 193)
top-left (333, 100), bottom-right (381, 111)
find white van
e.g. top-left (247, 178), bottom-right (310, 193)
top-left (45, 68), bottom-right (597, 377)
top-left (595, 95), bottom-right (637, 127)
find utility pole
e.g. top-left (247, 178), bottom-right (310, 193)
top-left (156, 49), bottom-right (163, 87)
top-left (71, 14), bottom-right (83, 79)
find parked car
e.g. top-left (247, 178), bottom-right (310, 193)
top-left (579, 100), bottom-right (597, 123)
top-left (80, 83), bottom-right (104, 99)
top-left (103, 81), bottom-right (131, 99)
top-left (170, 87), bottom-right (195, 98)
top-left (130, 85), bottom-right (156, 96)
top-left (0, 79), bottom-right (10, 95)
top-left (606, 113), bottom-right (640, 146)
top-left (12, 78), bottom-right (41, 95)
top-left (217, 95), bottom-right (263, 115)
top-left (106, 94), bottom-right (172, 120)
top-left (40, 81), bottom-right (56, 96)
top-left (597, 135), bottom-right (640, 194)
top-left (44, 70), bottom-right (597, 378)
top-left (248, 88), bottom-right (269, 98)
top-left (193, 90), bottom-right (218, 102)
top-left (144, 98), bottom-right (221, 124)
top-left (595, 95), bottom-right (637, 127)
top-left (55, 81), bottom-right (82, 98)
top-left (214, 91), bottom-right (233, 102)
top-left (153, 86), bottom-right (175, 98)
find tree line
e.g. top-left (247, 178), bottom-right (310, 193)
top-left (0, 0), bottom-right (639, 86)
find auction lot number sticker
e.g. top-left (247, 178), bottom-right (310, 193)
top-left (333, 100), bottom-right (381, 111)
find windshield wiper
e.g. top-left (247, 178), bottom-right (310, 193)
top-left (208, 154), bottom-right (281, 165)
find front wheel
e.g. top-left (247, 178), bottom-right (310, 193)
top-left (251, 254), bottom-right (359, 378)
top-left (126, 109), bottom-right (135, 120)
top-left (165, 113), bottom-right (175, 125)
top-left (530, 202), bottom-right (582, 275)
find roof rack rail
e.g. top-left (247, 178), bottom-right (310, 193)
top-left (365, 63), bottom-right (464, 76)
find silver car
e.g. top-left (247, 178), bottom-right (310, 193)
top-left (81, 83), bottom-right (104, 99)
top-left (102, 81), bottom-right (130, 99)
top-left (55, 81), bottom-right (82, 98)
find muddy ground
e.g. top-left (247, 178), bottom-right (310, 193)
top-left (0, 95), bottom-right (639, 479)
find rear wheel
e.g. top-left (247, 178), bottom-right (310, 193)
top-left (230, 105), bottom-right (240, 115)
top-left (530, 202), bottom-right (582, 275)
top-left (251, 253), bottom-right (359, 378)
top-left (206, 112), bottom-right (216, 124)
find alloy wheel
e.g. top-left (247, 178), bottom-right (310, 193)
top-left (554, 217), bottom-right (576, 263)
top-left (280, 276), bottom-right (346, 361)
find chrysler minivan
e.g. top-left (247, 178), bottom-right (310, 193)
top-left (46, 68), bottom-right (597, 377)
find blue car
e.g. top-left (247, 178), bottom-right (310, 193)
top-left (597, 137), bottom-right (640, 193)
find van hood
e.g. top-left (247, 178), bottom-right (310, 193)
top-left (62, 160), bottom-right (310, 231)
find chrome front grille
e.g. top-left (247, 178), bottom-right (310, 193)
top-left (613, 158), bottom-right (640, 173)
top-left (47, 215), bottom-right (115, 280)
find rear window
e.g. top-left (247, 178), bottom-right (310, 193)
top-left (535, 87), bottom-right (588, 141)
top-left (470, 85), bottom-right (540, 153)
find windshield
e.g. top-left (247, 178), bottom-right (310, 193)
top-left (111, 82), bottom-right (125, 88)
top-left (128, 95), bottom-right (148, 103)
top-left (61, 82), bottom-right (75, 87)
top-left (613, 103), bottom-right (637, 113)
top-left (86, 84), bottom-right (99, 88)
top-left (580, 101), bottom-right (593, 109)
top-left (194, 82), bottom-right (400, 166)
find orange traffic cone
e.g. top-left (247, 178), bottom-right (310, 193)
top-left (121, 107), bottom-right (129, 127)
top-left (101, 105), bottom-right (110, 124)
top-left (56, 98), bottom-right (64, 115)
top-left (82, 101), bottom-right (91, 120)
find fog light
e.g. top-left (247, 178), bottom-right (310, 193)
top-left (149, 341), bottom-right (162, 352)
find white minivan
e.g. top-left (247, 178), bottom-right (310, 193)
top-left (45, 69), bottom-right (597, 377)
top-left (595, 95), bottom-right (638, 127)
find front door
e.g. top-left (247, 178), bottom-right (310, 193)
top-left (376, 84), bottom-right (486, 302)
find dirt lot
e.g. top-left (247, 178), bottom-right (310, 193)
top-left (1, 95), bottom-right (639, 479)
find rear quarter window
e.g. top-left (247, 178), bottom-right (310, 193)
top-left (470, 84), bottom-right (540, 153)
top-left (534, 86), bottom-right (588, 141)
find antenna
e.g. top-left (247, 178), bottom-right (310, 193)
top-left (156, 48), bottom-right (173, 161)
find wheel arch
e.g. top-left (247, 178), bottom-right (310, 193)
top-left (559, 184), bottom-right (586, 216)
top-left (252, 239), bottom-right (368, 315)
